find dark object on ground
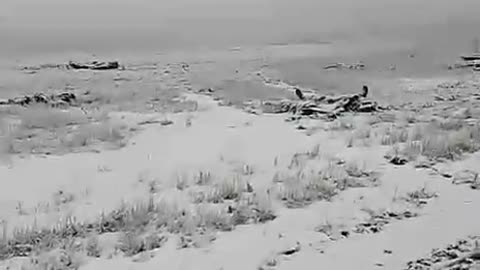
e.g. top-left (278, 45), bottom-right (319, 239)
top-left (405, 236), bottom-right (480, 270)
top-left (197, 88), bottom-right (215, 94)
top-left (353, 211), bottom-right (418, 235)
top-left (0, 92), bottom-right (77, 107)
top-left (295, 88), bottom-right (305, 100)
top-left (324, 62), bottom-right (365, 70)
top-left (361, 85), bottom-right (368, 97)
top-left (181, 63), bottom-right (190, 72)
top-left (389, 156), bottom-right (408, 166)
top-left (246, 85), bottom-right (383, 120)
top-left (22, 61), bottom-right (121, 72)
top-left (159, 120), bottom-right (174, 126)
top-left (279, 242), bottom-right (301, 256)
top-left (452, 169), bottom-right (480, 190)
top-left (138, 119), bottom-right (162, 125)
top-left (67, 61), bottom-right (120, 70)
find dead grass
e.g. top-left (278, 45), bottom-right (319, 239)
top-left (16, 105), bottom-right (91, 130)
top-left (275, 155), bottom-right (379, 208)
top-left (381, 125), bottom-right (409, 145)
top-left (206, 176), bottom-right (247, 203)
top-left (117, 231), bottom-right (166, 257)
top-left (329, 117), bottom-right (354, 131)
top-left (0, 175), bottom-right (277, 261)
top-left (82, 84), bottom-right (198, 114)
top-left (382, 116), bottom-right (480, 162)
top-left (402, 186), bottom-right (438, 207)
top-left (0, 69), bottom-right (197, 157)
top-left (61, 122), bottom-right (128, 150)
top-left (346, 127), bottom-right (372, 148)
top-left (0, 105), bottom-right (130, 155)
top-left (401, 122), bottom-right (480, 161)
top-left (84, 235), bottom-right (101, 258)
top-left (274, 167), bottom-right (338, 208)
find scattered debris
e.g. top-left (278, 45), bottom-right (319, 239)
top-left (437, 81), bottom-right (465, 90)
top-left (67, 60), bottom-right (120, 70)
top-left (0, 92), bottom-right (77, 107)
top-left (196, 88), bottom-right (215, 94)
top-left (245, 85), bottom-right (385, 121)
top-left (448, 39), bottom-right (480, 71)
top-left (452, 169), bottom-right (480, 189)
top-left (22, 60), bottom-right (121, 71)
top-left (403, 187), bottom-right (439, 207)
top-left (434, 94), bottom-right (457, 102)
top-left (405, 236), bottom-right (480, 270)
top-left (314, 223), bottom-right (349, 241)
top-left (353, 210), bottom-right (418, 234)
top-left (138, 119), bottom-right (163, 126)
top-left (324, 62), bottom-right (366, 70)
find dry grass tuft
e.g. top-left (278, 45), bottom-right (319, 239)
top-left (346, 127), bottom-right (372, 148)
top-left (84, 235), bottom-right (101, 258)
top-left (0, 180), bottom-right (277, 260)
top-left (381, 125), bottom-right (409, 145)
top-left (206, 176), bottom-right (248, 204)
top-left (274, 157), bottom-right (379, 208)
top-left (116, 231), bottom-right (166, 257)
top-left (17, 105), bottom-right (90, 130)
top-left (329, 117), bottom-right (354, 131)
top-left (0, 105), bottom-right (129, 155)
top-left (275, 170), bottom-right (337, 208)
top-left (194, 171), bottom-right (214, 186)
top-left (61, 122), bottom-right (127, 150)
top-left (402, 122), bottom-right (480, 161)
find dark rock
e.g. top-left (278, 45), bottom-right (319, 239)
top-left (389, 156), bottom-right (408, 165)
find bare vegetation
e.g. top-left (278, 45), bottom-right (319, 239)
top-left (274, 157), bottom-right (379, 208)
top-left (402, 122), bottom-right (480, 161)
top-left (381, 116), bottom-right (480, 163)
top-left (381, 125), bottom-right (409, 145)
top-left (402, 187), bottom-right (438, 207)
top-left (0, 105), bottom-right (130, 155)
top-left (0, 174), bottom-right (277, 262)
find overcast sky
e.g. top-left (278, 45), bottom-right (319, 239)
top-left (1, 0), bottom-right (480, 56)
top-left (3, 0), bottom-right (479, 26)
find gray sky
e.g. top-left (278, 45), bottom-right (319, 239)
top-left (1, 0), bottom-right (480, 56)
